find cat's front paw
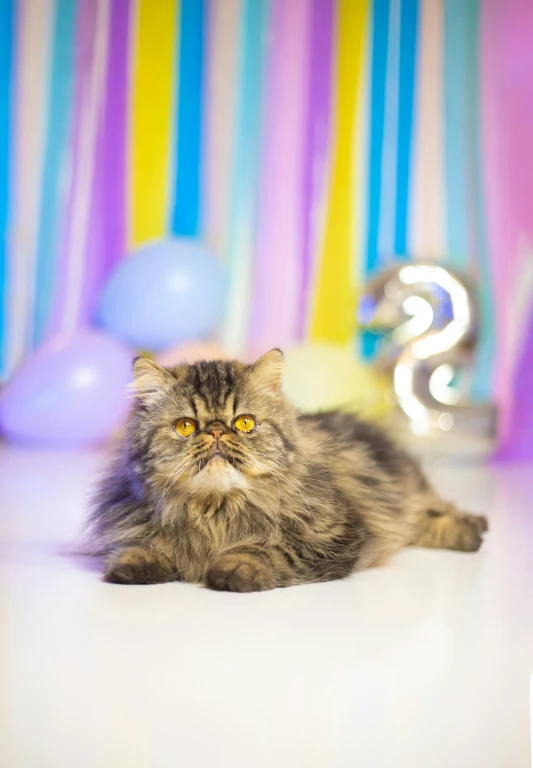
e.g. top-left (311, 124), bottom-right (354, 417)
top-left (206, 553), bottom-right (276, 593)
top-left (104, 547), bottom-right (177, 585)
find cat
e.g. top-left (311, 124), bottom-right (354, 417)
top-left (86, 349), bottom-right (488, 592)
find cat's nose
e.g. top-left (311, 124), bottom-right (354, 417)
top-left (206, 422), bottom-right (226, 440)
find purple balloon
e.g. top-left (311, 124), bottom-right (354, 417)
top-left (0, 330), bottom-right (134, 448)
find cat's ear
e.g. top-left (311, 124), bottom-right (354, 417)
top-left (132, 357), bottom-right (179, 406)
top-left (248, 348), bottom-right (284, 395)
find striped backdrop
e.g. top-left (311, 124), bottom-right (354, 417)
top-left (0, 0), bottom-right (532, 455)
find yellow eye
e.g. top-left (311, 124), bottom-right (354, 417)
top-left (174, 418), bottom-right (198, 438)
top-left (233, 415), bottom-right (256, 433)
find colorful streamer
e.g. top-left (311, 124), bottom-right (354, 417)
top-left (172, 0), bottom-right (205, 236)
top-left (366, 0), bottom-right (389, 277)
top-left (394, 0), bottom-right (418, 256)
top-left (204, 0), bottom-right (240, 255)
top-left (298, 0), bottom-right (334, 339)
top-left (131, 0), bottom-right (177, 246)
top-left (481, 0), bottom-right (533, 455)
top-left (49, 0), bottom-right (110, 335)
top-left (222, 0), bottom-right (269, 356)
top-left (9, 0), bottom-right (55, 370)
top-left (361, 0), bottom-right (388, 359)
top-left (409, 0), bottom-right (445, 257)
top-left (378, 0), bottom-right (400, 261)
top-left (72, 0), bottom-right (131, 332)
top-left (250, 0), bottom-right (310, 357)
top-left (443, 0), bottom-right (476, 267)
top-left (32, 0), bottom-right (77, 345)
top-left (507, 303), bottom-right (533, 459)
top-left (0, 0), bottom-right (13, 377)
top-left (310, 0), bottom-right (369, 344)
top-left (442, 0), bottom-right (494, 402)
top-left (98, 0), bottom-right (131, 286)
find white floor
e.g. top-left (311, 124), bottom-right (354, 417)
top-left (1, 444), bottom-right (532, 768)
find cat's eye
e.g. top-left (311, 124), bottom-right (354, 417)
top-left (174, 418), bottom-right (198, 438)
top-left (233, 415), bottom-right (256, 433)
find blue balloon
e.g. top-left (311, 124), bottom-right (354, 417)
top-left (96, 239), bottom-right (226, 350)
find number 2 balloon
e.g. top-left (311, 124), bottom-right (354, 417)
top-left (359, 262), bottom-right (496, 437)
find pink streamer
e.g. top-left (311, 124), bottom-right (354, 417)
top-left (204, 0), bottom-right (240, 256)
top-left (409, 0), bottom-right (445, 258)
top-left (83, 0), bottom-right (131, 324)
top-left (9, 0), bottom-right (54, 370)
top-left (481, 0), bottom-right (533, 454)
top-left (249, 0), bottom-right (311, 358)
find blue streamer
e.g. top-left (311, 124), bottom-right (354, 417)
top-left (443, 0), bottom-right (493, 400)
top-left (0, 0), bottom-right (13, 377)
top-left (222, 0), bottom-right (269, 354)
top-left (443, 0), bottom-right (473, 268)
top-left (366, 0), bottom-right (389, 276)
top-left (363, 0), bottom-right (389, 358)
top-left (467, 1), bottom-right (495, 402)
top-left (172, 0), bottom-right (205, 236)
top-left (394, 0), bottom-right (418, 256)
top-left (32, 0), bottom-right (77, 345)
top-left (232, 0), bottom-right (268, 221)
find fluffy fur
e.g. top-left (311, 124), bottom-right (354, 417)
top-left (86, 350), bottom-right (488, 592)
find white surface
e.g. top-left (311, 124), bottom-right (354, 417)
top-left (1, 445), bottom-right (532, 768)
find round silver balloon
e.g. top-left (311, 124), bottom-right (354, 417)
top-left (359, 262), bottom-right (496, 436)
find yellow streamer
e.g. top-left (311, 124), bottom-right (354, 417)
top-left (310, 0), bottom-right (369, 343)
top-left (130, 0), bottom-right (178, 247)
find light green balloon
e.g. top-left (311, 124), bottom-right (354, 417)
top-left (282, 342), bottom-right (392, 418)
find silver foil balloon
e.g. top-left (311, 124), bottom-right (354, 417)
top-left (359, 262), bottom-right (496, 436)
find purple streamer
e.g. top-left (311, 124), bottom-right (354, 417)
top-left (482, 0), bottom-right (533, 457)
top-left (297, 0), bottom-right (333, 338)
top-left (48, 1), bottom-right (130, 333)
top-left (504, 307), bottom-right (533, 459)
top-left (83, 0), bottom-right (130, 325)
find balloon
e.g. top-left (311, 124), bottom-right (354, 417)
top-left (282, 343), bottom-right (393, 418)
top-left (96, 238), bottom-right (226, 351)
top-left (155, 340), bottom-right (229, 367)
top-left (359, 262), bottom-right (495, 437)
top-left (0, 330), bottom-right (133, 448)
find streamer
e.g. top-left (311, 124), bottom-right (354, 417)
top-left (250, 0), bottom-right (310, 356)
top-left (310, 0), bottom-right (369, 344)
top-left (131, 0), bottom-right (177, 246)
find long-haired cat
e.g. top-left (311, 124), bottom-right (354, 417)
top-left (86, 350), bottom-right (487, 591)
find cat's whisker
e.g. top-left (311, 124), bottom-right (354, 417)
top-left (158, 457), bottom-right (191, 496)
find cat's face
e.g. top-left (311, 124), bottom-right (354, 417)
top-left (132, 350), bottom-right (297, 495)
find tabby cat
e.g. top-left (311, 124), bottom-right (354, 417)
top-left (86, 350), bottom-right (487, 591)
